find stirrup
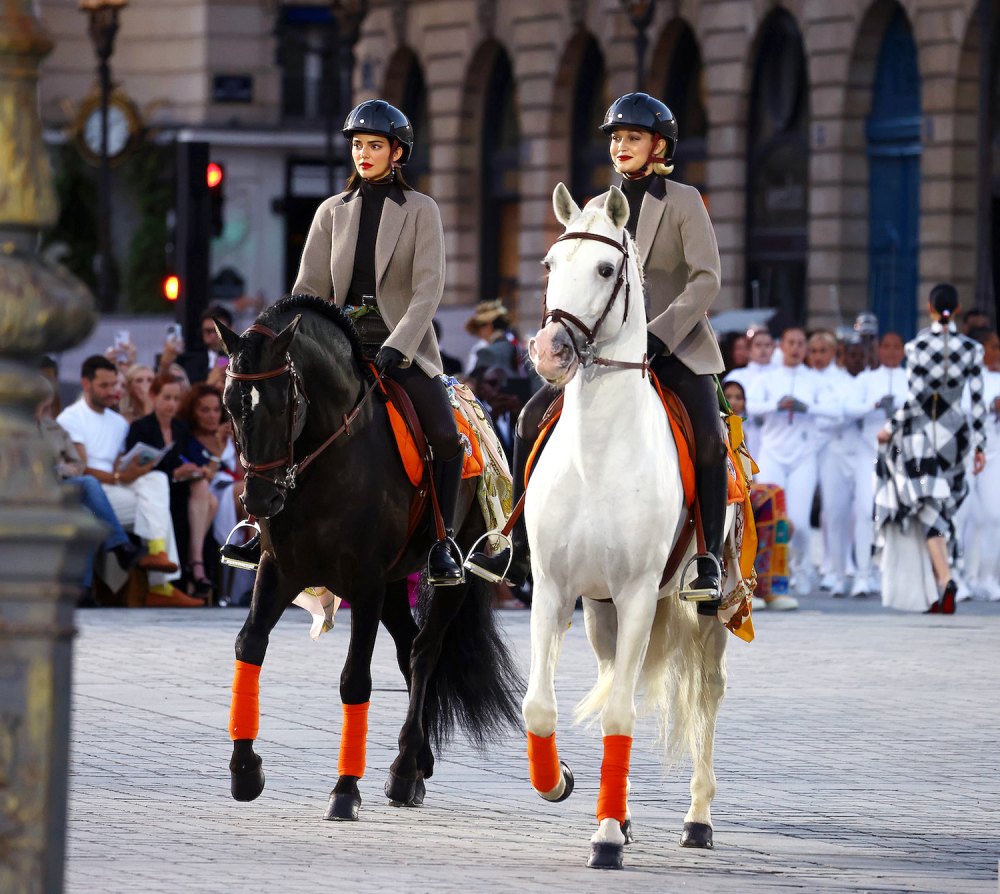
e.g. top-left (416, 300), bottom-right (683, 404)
top-left (463, 531), bottom-right (513, 584)
top-left (427, 534), bottom-right (465, 587)
top-left (220, 520), bottom-right (261, 571)
top-left (679, 553), bottom-right (722, 602)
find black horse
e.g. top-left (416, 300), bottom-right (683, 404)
top-left (216, 295), bottom-right (523, 818)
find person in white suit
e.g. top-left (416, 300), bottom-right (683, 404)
top-left (747, 327), bottom-right (839, 594)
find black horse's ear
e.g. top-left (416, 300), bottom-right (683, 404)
top-left (215, 319), bottom-right (241, 357)
top-left (271, 314), bottom-right (302, 357)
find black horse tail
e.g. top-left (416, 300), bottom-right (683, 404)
top-left (416, 574), bottom-right (525, 750)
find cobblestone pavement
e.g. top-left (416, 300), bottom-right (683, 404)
top-left (65, 592), bottom-right (1000, 894)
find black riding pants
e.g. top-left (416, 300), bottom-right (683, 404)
top-left (387, 364), bottom-right (461, 461)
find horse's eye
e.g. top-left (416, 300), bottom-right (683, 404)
top-left (541, 258), bottom-right (552, 272)
top-left (598, 263), bottom-right (614, 278)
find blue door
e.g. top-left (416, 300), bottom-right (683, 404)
top-left (867, 7), bottom-right (921, 338)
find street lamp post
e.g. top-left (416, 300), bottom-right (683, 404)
top-left (621, 0), bottom-right (656, 92)
top-left (79, 0), bottom-right (127, 314)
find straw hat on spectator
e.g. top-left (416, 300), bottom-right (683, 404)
top-left (465, 299), bottom-right (508, 335)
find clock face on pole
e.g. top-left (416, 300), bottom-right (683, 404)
top-left (74, 91), bottom-right (142, 166)
top-left (83, 104), bottom-right (131, 157)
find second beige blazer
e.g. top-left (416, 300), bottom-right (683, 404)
top-left (292, 185), bottom-right (446, 377)
top-left (586, 177), bottom-right (724, 375)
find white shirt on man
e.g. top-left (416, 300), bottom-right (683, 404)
top-left (747, 364), bottom-right (838, 464)
top-left (846, 366), bottom-right (909, 445)
top-left (56, 399), bottom-right (128, 473)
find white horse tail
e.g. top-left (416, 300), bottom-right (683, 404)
top-left (641, 593), bottom-right (727, 766)
top-left (573, 659), bottom-right (615, 726)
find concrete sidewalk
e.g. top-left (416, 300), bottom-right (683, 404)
top-left (65, 593), bottom-right (1000, 893)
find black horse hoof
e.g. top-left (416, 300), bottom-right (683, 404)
top-left (324, 791), bottom-right (362, 821)
top-left (405, 776), bottom-right (426, 808)
top-left (621, 817), bottom-right (634, 845)
top-left (588, 842), bottom-right (624, 870)
top-left (680, 821), bottom-right (714, 849)
top-left (230, 760), bottom-right (265, 802)
top-left (385, 771), bottom-right (416, 807)
top-left (539, 761), bottom-right (575, 803)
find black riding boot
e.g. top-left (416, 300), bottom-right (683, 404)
top-left (221, 532), bottom-right (261, 571)
top-left (427, 451), bottom-right (466, 586)
top-left (682, 459), bottom-right (729, 615)
top-left (464, 431), bottom-right (531, 587)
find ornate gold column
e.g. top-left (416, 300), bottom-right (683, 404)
top-left (0, 4), bottom-right (103, 892)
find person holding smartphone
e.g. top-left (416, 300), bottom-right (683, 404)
top-left (158, 305), bottom-right (234, 387)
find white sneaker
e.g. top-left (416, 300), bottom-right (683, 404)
top-left (850, 576), bottom-right (871, 598)
top-left (766, 594), bottom-right (799, 611)
top-left (981, 579), bottom-right (1000, 602)
top-left (751, 596), bottom-right (767, 611)
top-left (819, 572), bottom-right (838, 592)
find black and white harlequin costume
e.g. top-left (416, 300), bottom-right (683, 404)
top-left (874, 321), bottom-right (986, 609)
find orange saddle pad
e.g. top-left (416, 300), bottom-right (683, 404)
top-left (385, 400), bottom-right (484, 488)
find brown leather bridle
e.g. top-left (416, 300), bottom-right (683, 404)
top-left (226, 322), bottom-right (379, 495)
top-left (541, 230), bottom-right (648, 374)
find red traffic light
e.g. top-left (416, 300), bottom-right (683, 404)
top-left (163, 275), bottom-right (180, 301)
top-left (206, 162), bottom-right (224, 189)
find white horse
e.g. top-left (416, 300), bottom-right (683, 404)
top-left (522, 183), bottom-right (732, 870)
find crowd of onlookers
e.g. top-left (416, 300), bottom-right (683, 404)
top-left (43, 296), bottom-right (1000, 611)
top-left (40, 305), bottom-right (249, 607)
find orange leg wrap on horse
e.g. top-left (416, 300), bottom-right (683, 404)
top-left (338, 702), bottom-right (370, 778)
top-left (596, 735), bottom-right (633, 823)
top-left (229, 660), bottom-right (261, 741)
top-left (527, 731), bottom-right (562, 793)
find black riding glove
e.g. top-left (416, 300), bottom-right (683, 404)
top-left (374, 345), bottom-right (405, 375)
top-left (646, 331), bottom-right (668, 358)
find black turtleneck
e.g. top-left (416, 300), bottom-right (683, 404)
top-left (620, 173), bottom-right (655, 239)
top-left (349, 175), bottom-right (395, 301)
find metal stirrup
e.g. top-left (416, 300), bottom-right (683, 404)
top-left (678, 553), bottom-right (722, 602)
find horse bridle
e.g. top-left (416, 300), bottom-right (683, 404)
top-left (226, 323), bottom-right (379, 493)
top-left (541, 231), bottom-right (647, 374)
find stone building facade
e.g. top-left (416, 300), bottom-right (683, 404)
top-left (36, 0), bottom-right (998, 338)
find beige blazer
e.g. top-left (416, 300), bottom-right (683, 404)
top-left (292, 185), bottom-right (446, 377)
top-left (586, 177), bottom-right (724, 375)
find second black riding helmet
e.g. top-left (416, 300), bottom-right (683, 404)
top-left (343, 99), bottom-right (414, 163)
top-left (600, 92), bottom-right (678, 163)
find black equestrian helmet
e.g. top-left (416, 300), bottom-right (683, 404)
top-left (343, 99), bottom-right (414, 163)
top-left (600, 93), bottom-right (678, 162)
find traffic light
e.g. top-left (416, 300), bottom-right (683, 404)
top-left (163, 274), bottom-right (180, 302)
top-left (207, 162), bottom-right (225, 238)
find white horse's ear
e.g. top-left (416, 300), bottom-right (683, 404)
top-left (552, 182), bottom-right (581, 226)
top-left (605, 186), bottom-right (629, 231)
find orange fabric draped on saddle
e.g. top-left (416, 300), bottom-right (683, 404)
top-left (385, 400), bottom-right (484, 487)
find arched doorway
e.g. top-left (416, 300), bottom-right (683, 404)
top-left (651, 20), bottom-right (708, 192)
top-left (866, 6), bottom-right (921, 338)
top-left (744, 10), bottom-right (809, 325)
top-left (480, 50), bottom-right (520, 306)
top-left (570, 35), bottom-right (609, 204)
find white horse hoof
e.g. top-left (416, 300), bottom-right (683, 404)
top-left (537, 761), bottom-right (574, 802)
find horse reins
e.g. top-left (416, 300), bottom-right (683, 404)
top-left (541, 231), bottom-right (648, 374)
top-left (226, 322), bottom-right (379, 493)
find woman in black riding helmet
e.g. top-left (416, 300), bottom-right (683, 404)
top-left (225, 100), bottom-right (465, 586)
top-left (467, 92), bottom-right (729, 611)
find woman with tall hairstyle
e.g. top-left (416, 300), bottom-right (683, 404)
top-left (874, 283), bottom-right (987, 613)
top-left (291, 99), bottom-right (464, 586)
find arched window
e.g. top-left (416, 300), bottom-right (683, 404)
top-left (383, 48), bottom-right (430, 193)
top-left (571, 36), bottom-right (609, 204)
top-left (480, 51), bottom-right (520, 306)
top-left (655, 21), bottom-right (707, 192)
top-left (745, 10), bottom-right (809, 325)
top-left (866, 6), bottom-right (921, 337)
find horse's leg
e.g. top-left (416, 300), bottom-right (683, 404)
top-left (385, 580), bottom-right (469, 806)
top-left (378, 579), bottom-right (433, 804)
top-left (522, 580), bottom-right (577, 804)
top-left (581, 599), bottom-right (633, 845)
top-left (680, 613), bottom-right (728, 849)
top-left (588, 585), bottom-right (658, 870)
top-left (229, 553), bottom-right (297, 801)
top-left (324, 585), bottom-right (385, 821)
